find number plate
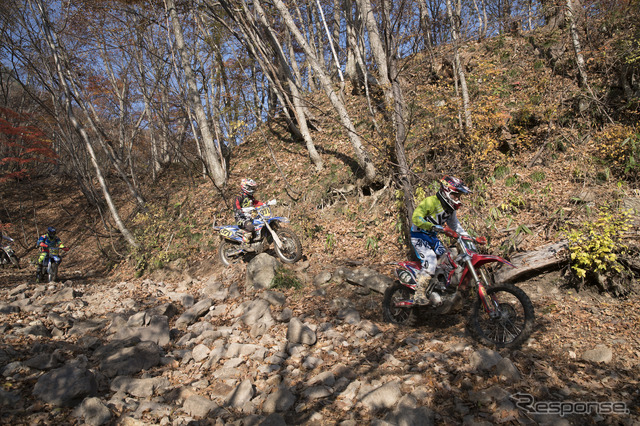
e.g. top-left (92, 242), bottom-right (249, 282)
top-left (219, 228), bottom-right (235, 238)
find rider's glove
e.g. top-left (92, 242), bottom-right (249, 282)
top-left (268, 199), bottom-right (277, 206)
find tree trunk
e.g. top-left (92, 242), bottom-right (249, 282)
top-left (34, 0), bottom-right (138, 248)
top-left (165, 0), bottom-right (226, 187)
top-left (446, 0), bottom-right (473, 133)
top-left (356, 0), bottom-right (391, 93)
top-left (566, 0), bottom-right (588, 87)
top-left (253, 0), bottom-right (324, 171)
top-left (273, 0), bottom-right (376, 183)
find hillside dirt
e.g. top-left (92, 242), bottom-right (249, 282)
top-left (1, 28), bottom-right (640, 425)
top-left (1, 175), bottom-right (639, 424)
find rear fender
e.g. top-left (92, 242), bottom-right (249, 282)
top-left (395, 261), bottom-right (421, 286)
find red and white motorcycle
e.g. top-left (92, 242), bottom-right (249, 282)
top-left (382, 224), bottom-right (535, 349)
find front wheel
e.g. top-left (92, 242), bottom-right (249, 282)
top-left (48, 262), bottom-right (58, 283)
top-left (273, 228), bottom-right (302, 264)
top-left (218, 239), bottom-right (242, 267)
top-left (382, 282), bottom-right (417, 326)
top-left (9, 255), bottom-right (19, 268)
top-left (468, 284), bottom-right (535, 349)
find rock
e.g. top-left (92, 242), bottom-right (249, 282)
top-left (359, 381), bottom-right (402, 412)
top-left (182, 394), bottom-right (218, 417)
top-left (246, 254), bottom-right (279, 290)
top-left (341, 267), bottom-right (394, 294)
top-left (384, 406), bottom-right (435, 426)
top-left (582, 345), bottom-right (613, 364)
top-left (110, 376), bottom-right (170, 398)
top-left (201, 279), bottom-right (229, 301)
top-left (263, 387), bottom-right (296, 413)
top-left (495, 358), bottom-right (521, 381)
top-left (114, 315), bottom-right (170, 347)
top-left (0, 389), bottom-right (21, 407)
top-left (261, 290), bottom-right (286, 306)
top-left (73, 397), bottom-right (111, 426)
top-left (239, 299), bottom-right (274, 327)
top-left (95, 340), bottom-right (162, 378)
top-left (225, 379), bottom-right (255, 408)
top-left (32, 365), bottom-right (97, 407)
top-left (287, 317), bottom-right (317, 346)
top-left (175, 298), bottom-right (213, 330)
top-left (469, 349), bottom-right (502, 371)
top-left (313, 271), bottom-right (332, 287)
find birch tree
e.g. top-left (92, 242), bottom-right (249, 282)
top-left (445, 0), bottom-right (473, 133)
top-left (164, 0), bottom-right (226, 186)
top-left (31, 0), bottom-right (139, 248)
top-left (273, 0), bottom-right (377, 182)
top-left (566, 0), bottom-right (588, 87)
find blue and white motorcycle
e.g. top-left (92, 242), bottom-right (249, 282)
top-left (214, 200), bottom-right (302, 266)
top-left (37, 242), bottom-right (69, 282)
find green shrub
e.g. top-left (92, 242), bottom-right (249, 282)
top-left (271, 266), bottom-right (303, 290)
top-left (325, 234), bottom-right (336, 253)
top-left (564, 206), bottom-right (632, 280)
top-left (494, 165), bottom-right (511, 179)
top-left (505, 175), bottom-right (519, 186)
top-left (531, 171), bottom-right (546, 182)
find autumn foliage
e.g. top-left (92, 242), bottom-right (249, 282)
top-left (0, 107), bottom-right (57, 182)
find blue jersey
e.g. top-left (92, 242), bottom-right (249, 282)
top-left (37, 234), bottom-right (63, 251)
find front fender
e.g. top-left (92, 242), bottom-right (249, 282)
top-left (267, 217), bottom-right (290, 225)
top-left (460, 254), bottom-right (514, 287)
top-left (471, 254), bottom-right (514, 269)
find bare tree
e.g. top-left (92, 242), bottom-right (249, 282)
top-left (566, 0), bottom-right (588, 87)
top-left (445, 0), bottom-right (473, 133)
top-left (31, 0), bottom-right (139, 248)
top-left (273, 0), bottom-right (377, 183)
top-left (164, 0), bottom-right (226, 186)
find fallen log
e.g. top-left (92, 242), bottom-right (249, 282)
top-left (494, 240), bottom-right (569, 283)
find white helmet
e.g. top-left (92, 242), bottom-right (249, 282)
top-left (240, 178), bottom-right (257, 194)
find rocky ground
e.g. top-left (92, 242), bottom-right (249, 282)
top-left (0, 250), bottom-right (638, 426)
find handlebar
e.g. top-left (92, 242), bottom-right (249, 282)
top-left (442, 225), bottom-right (487, 245)
top-left (241, 199), bottom-right (277, 213)
top-left (39, 242), bottom-right (69, 251)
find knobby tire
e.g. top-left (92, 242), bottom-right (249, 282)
top-left (382, 282), bottom-right (417, 326)
top-left (469, 284), bottom-right (535, 349)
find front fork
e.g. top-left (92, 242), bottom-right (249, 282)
top-left (465, 258), bottom-right (500, 319)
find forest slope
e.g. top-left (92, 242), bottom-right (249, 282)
top-left (0, 20), bottom-right (639, 426)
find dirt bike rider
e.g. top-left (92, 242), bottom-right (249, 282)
top-left (234, 178), bottom-right (265, 245)
top-left (411, 176), bottom-right (471, 305)
top-left (36, 226), bottom-right (66, 275)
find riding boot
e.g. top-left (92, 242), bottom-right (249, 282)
top-left (413, 272), bottom-right (432, 305)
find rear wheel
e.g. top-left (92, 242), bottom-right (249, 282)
top-left (218, 240), bottom-right (242, 266)
top-left (382, 282), bottom-right (417, 326)
top-left (469, 284), bottom-right (535, 349)
top-left (273, 228), bottom-right (302, 264)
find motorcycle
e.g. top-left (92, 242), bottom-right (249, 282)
top-left (37, 242), bottom-right (69, 283)
top-left (214, 200), bottom-right (302, 266)
top-left (1, 243), bottom-right (20, 268)
top-left (382, 224), bottom-right (535, 349)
